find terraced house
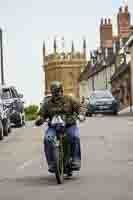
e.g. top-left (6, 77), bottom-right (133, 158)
top-left (80, 4), bottom-right (133, 111)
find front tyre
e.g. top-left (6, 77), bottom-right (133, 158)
top-left (0, 120), bottom-right (3, 140)
top-left (3, 119), bottom-right (9, 137)
top-left (55, 143), bottom-right (64, 184)
top-left (89, 113), bottom-right (92, 117)
top-left (8, 125), bottom-right (12, 133)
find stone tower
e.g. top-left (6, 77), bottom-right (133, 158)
top-left (100, 18), bottom-right (113, 49)
top-left (42, 38), bottom-right (87, 98)
top-left (117, 5), bottom-right (131, 39)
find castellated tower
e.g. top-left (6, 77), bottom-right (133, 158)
top-left (100, 18), bottom-right (113, 49)
top-left (42, 39), bottom-right (87, 98)
top-left (117, 5), bottom-right (131, 39)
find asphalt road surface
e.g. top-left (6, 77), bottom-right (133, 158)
top-left (0, 115), bottom-right (132, 200)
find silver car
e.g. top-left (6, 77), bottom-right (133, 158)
top-left (1, 85), bottom-right (25, 127)
top-left (86, 90), bottom-right (119, 117)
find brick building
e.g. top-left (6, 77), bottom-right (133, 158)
top-left (79, 4), bottom-right (132, 107)
top-left (111, 5), bottom-right (133, 109)
top-left (80, 17), bottom-right (115, 94)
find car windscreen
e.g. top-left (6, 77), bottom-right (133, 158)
top-left (90, 92), bottom-right (113, 100)
top-left (1, 89), bottom-right (12, 99)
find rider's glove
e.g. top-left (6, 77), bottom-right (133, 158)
top-left (35, 117), bottom-right (44, 126)
top-left (78, 114), bottom-right (85, 122)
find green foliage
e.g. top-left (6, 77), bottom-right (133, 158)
top-left (24, 105), bottom-right (39, 121)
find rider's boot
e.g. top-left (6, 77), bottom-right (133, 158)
top-left (71, 160), bottom-right (81, 170)
top-left (48, 163), bottom-right (56, 173)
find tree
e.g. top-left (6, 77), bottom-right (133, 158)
top-left (24, 105), bottom-right (39, 121)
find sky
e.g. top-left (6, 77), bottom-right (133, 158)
top-left (0, 0), bottom-right (133, 106)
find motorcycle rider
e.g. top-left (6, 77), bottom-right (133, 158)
top-left (35, 81), bottom-right (82, 172)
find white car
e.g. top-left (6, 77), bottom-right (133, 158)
top-left (1, 85), bottom-right (25, 127)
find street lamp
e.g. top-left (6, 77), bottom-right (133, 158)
top-left (0, 28), bottom-right (5, 85)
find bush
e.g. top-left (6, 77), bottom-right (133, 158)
top-left (24, 105), bottom-right (39, 121)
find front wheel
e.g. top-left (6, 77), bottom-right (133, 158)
top-left (3, 119), bottom-right (9, 137)
top-left (0, 120), bottom-right (3, 140)
top-left (55, 143), bottom-right (64, 184)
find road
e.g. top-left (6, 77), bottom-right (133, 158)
top-left (0, 116), bottom-right (132, 200)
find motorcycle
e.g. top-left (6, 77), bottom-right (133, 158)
top-left (36, 114), bottom-right (85, 184)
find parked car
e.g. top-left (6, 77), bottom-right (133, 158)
top-left (86, 90), bottom-right (119, 117)
top-left (1, 86), bottom-right (25, 127)
top-left (0, 89), bottom-right (11, 140)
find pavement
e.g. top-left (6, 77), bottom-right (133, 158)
top-left (0, 115), bottom-right (132, 200)
top-left (119, 106), bottom-right (133, 116)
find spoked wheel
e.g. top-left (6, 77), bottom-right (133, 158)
top-left (64, 137), bottom-right (73, 178)
top-left (55, 143), bottom-right (64, 184)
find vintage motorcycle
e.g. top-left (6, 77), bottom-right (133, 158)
top-left (36, 114), bottom-right (84, 184)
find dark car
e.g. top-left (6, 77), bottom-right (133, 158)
top-left (1, 86), bottom-right (25, 127)
top-left (86, 90), bottom-right (119, 117)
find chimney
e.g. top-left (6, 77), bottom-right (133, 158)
top-left (125, 5), bottom-right (128, 12)
top-left (117, 5), bottom-right (131, 38)
top-left (119, 6), bottom-right (122, 13)
top-left (100, 18), bottom-right (113, 49)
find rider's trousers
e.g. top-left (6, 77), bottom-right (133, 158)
top-left (44, 125), bottom-right (81, 166)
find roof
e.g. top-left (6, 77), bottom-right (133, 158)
top-left (0, 85), bottom-right (16, 89)
top-left (80, 49), bottom-right (116, 82)
top-left (87, 54), bottom-right (116, 79)
top-left (125, 34), bottom-right (133, 47)
top-left (111, 63), bottom-right (130, 82)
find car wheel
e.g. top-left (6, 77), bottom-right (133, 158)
top-left (89, 113), bottom-right (92, 117)
top-left (85, 112), bottom-right (88, 117)
top-left (0, 120), bottom-right (4, 140)
top-left (8, 124), bottom-right (12, 133)
top-left (17, 121), bottom-right (23, 127)
top-left (113, 111), bottom-right (118, 116)
top-left (3, 119), bottom-right (9, 137)
top-left (15, 113), bottom-right (23, 127)
top-left (22, 114), bottom-right (26, 126)
top-left (17, 117), bottom-right (23, 127)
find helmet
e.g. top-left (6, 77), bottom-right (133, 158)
top-left (50, 81), bottom-right (63, 97)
